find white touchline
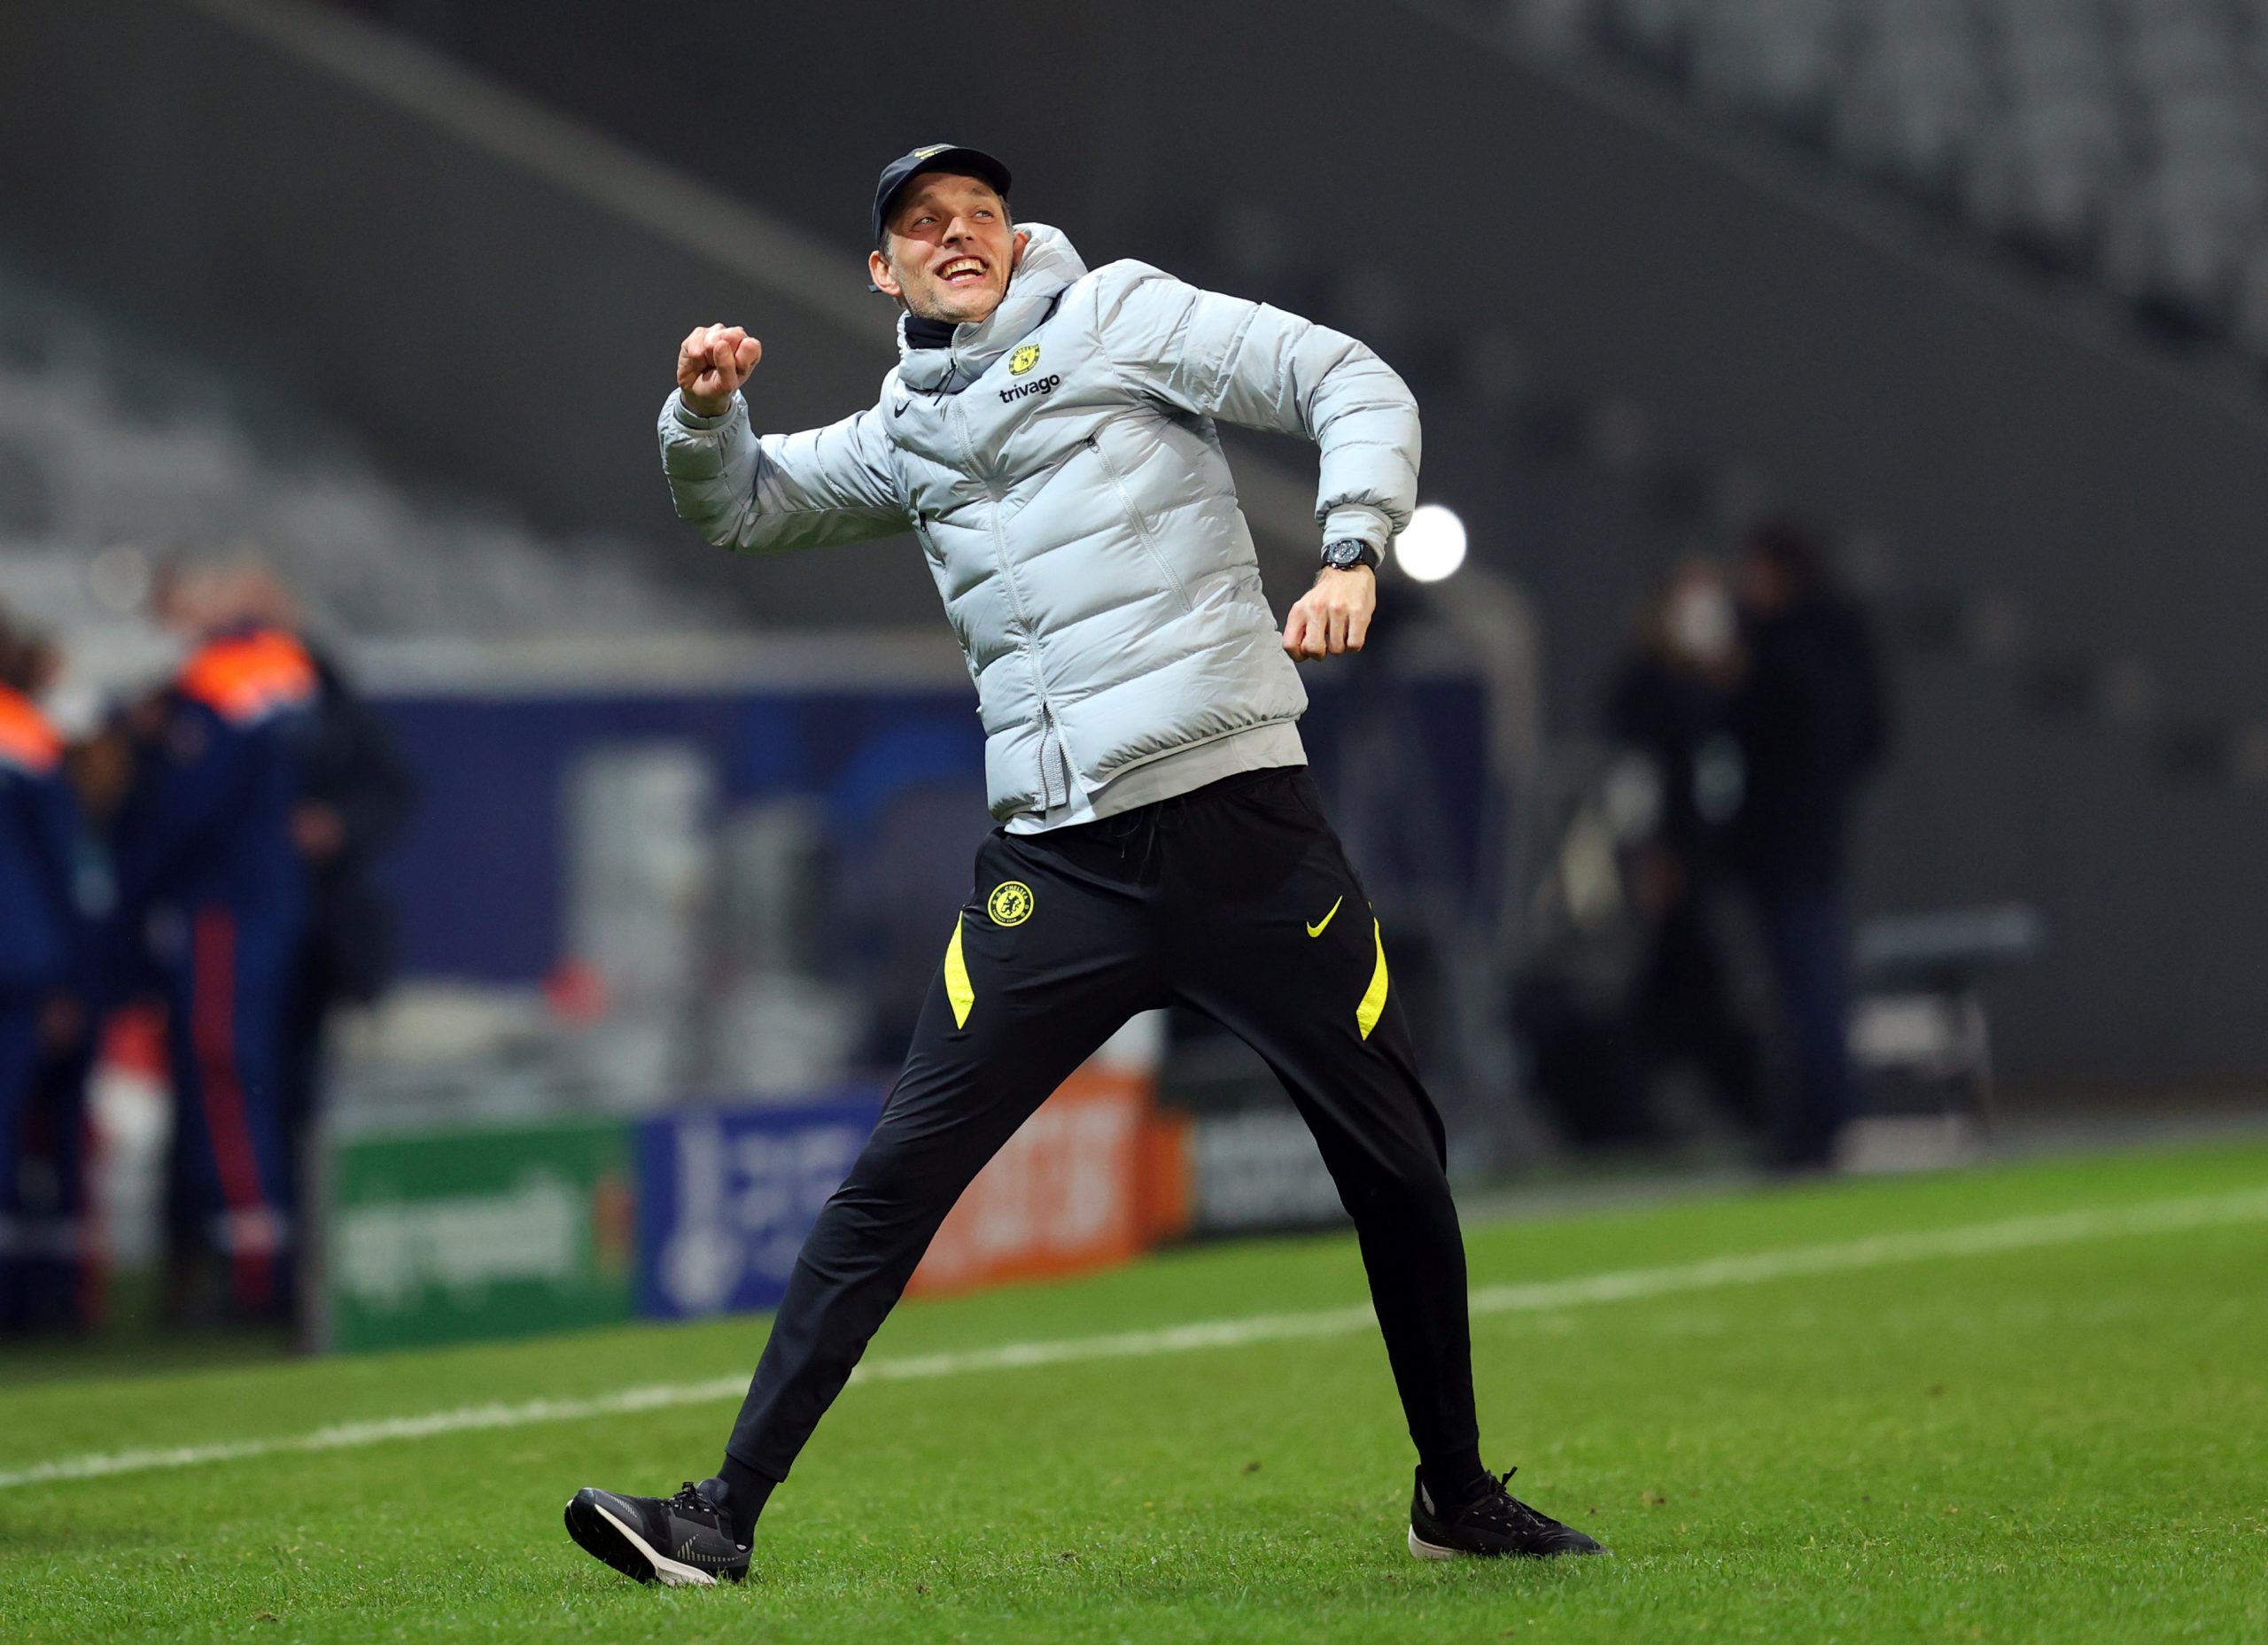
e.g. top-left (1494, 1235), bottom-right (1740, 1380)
top-left (3, 1186), bottom-right (2264, 1493)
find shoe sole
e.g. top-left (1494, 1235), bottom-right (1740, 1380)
top-left (563, 1492), bottom-right (723, 1588)
top-left (1408, 1523), bottom-right (1609, 1560)
top-left (1409, 1526), bottom-right (1460, 1561)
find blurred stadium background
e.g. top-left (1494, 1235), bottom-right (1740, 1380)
top-left (5, 2), bottom-right (2268, 1638)
top-left (2, 0), bottom-right (2266, 1527)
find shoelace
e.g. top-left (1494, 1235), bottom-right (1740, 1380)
top-left (1465, 1466), bottom-right (1557, 1535)
top-left (664, 1481), bottom-right (712, 1516)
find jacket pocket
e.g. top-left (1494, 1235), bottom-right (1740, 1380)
top-left (1085, 434), bottom-right (1195, 614)
top-left (909, 510), bottom-right (946, 565)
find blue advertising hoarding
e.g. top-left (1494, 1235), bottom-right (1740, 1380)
top-left (635, 1089), bottom-right (887, 1320)
top-left (369, 674), bottom-right (1487, 984)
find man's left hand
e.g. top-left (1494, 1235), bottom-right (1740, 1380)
top-left (1282, 565), bottom-right (1377, 660)
top-left (292, 801), bottom-right (348, 863)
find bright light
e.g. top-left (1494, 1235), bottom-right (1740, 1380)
top-left (1395, 503), bottom-right (1467, 582)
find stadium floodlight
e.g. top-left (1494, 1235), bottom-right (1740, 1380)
top-left (1395, 503), bottom-right (1467, 582)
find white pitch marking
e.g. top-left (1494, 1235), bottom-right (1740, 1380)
top-left (2, 1186), bottom-right (2263, 1493)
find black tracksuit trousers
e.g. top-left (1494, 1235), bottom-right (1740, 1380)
top-left (723, 766), bottom-right (1483, 1493)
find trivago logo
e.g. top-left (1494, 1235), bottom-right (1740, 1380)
top-left (998, 372), bottom-right (1060, 405)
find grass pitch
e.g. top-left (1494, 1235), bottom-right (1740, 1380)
top-left (3, 1139), bottom-right (2265, 1643)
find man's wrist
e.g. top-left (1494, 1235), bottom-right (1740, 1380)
top-left (1319, 537), bottom-right (1382, 574)
top-left (674, 388), bottom-right (737, 424)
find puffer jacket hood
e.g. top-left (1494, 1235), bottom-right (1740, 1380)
top-left (660, 223), bottom-right (1421, 823)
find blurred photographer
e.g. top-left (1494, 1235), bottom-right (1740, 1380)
top-left (1604, 559), bottom-right (1769, 1141)
top-left (1728, 522), bottom-right (1891, 1171)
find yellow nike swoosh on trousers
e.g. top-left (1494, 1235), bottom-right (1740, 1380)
top-left (1306, 896), bottom-right (1344, 938)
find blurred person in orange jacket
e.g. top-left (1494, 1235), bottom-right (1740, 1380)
top-left (0, 610), bottom-right (97, 1332)
top-left (217, 564), bottom-right (418, 1218)
top-left (111, 555), bottom-right (318, 1323)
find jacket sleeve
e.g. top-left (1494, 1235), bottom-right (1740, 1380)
top-left (657, 390), bottom-right (907, 554)
top-left (306, 656), bottom-right (420, 866)
top-left (1091, 261), bottom-right (1420, 551)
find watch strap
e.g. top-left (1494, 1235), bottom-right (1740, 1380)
top-left (1321, 538), bottom-right (1381, 572)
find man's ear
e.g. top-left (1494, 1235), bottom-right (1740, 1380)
top-left (1009, 229), bottom-right (1030, 273)
top-left (868, 247), bottom-right (903, 299)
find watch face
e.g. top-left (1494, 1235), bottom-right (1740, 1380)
top-left (1325, 540), bottom-right (1363, 568)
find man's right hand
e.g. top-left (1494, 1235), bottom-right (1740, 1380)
top-left (678, 323), bottom-right (762, 418)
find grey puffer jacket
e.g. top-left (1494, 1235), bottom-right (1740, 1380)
top-left (658, 224), bottom-right (1420, 822)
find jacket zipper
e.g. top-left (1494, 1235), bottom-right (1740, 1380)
top-left (1086, 435), bottom-right (1196, 614)
top-left (951, 400), bottom-right (1062, 808)
top-left (1037, 701), bottom-right (1068, 808)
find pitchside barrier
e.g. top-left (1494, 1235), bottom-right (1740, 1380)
top-left (633, 1090), bottom-right (886, 1323)
top-left (318, 1062), bottom-right (1193, 1353)
top-left (320, 1116), bottom-right (640, 1353)
top-left (304, 638), bottom-right (1504, 1351)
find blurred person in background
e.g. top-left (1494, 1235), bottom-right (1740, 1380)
top-left (1603, 559), bottom-right (1769, 1144)
top-left (1728, 521), bottom-right (1890, 1172)
top-left (0, 610), bottom-right (96, 1333)
top-left (111, 555), bottom-right (318, 1323)
top-left (224, 567), bottom-right (419, 1223)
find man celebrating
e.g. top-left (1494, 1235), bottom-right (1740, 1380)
top-left (565, 144), bottom-right (1602, 1587)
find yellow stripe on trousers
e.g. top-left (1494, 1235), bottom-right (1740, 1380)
top-left (1356, 917), bottom-right (1389, 1039)
top-left (944, 914), bottom-right (975, 1028)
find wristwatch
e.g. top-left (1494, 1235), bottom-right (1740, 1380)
top-left (1320, 538), bottom-right (1381, 573)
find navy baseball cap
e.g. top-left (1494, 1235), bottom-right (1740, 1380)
top-left (872, 144), bottom-right (1014, 244)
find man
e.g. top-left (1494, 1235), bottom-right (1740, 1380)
top-left (219, 569), bottom-right (419, 1255)
top-left (0, 612), bottom-right (90, 1331)
top-left (1601, 560), bottom-right (1767, 1145)
top-left (112, 558), bottom-right (318, 1320)
top-left (565, 144), bottom-right (1602, 1587)
top-left (1728, 521), bottom-right (1889, 1170)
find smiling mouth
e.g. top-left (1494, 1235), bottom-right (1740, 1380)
top-left (936, 257), bottom-right (988, 287)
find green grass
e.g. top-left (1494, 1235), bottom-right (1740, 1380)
top-left (4, 1140), bottom-right (2266, 1642)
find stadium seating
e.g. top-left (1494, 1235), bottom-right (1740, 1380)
top-left (0, 263), bottom-right (741, 642)
top-left (1501, 0), bottom-right (2268, 352)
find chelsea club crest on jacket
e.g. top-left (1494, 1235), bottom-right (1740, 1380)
top-left (658, 224), bottom-right (1420, 823)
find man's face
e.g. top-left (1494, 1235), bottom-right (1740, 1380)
top-left (869, 173), bottom-right (1027, 326)
top-left (1738, 547), bottom-right (1789, 616)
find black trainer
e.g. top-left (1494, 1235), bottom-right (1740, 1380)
top-left (1408, 1466), bottom-right (1607, 1559)
top-left (563, 1477), bottom-right (750, 1587)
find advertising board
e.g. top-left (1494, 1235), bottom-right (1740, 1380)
top-left (907, 1066), bottom-right (1161, 1296)
top-left (324, 1118), bottom-right (636, 1352)
top-left (635, 1090), bottom-right (885, 1320)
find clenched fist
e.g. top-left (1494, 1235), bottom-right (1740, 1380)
top-left (1282, 565), bottom-right (1377, 660)
top-left (678, 323), bottom-right (763, 417)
